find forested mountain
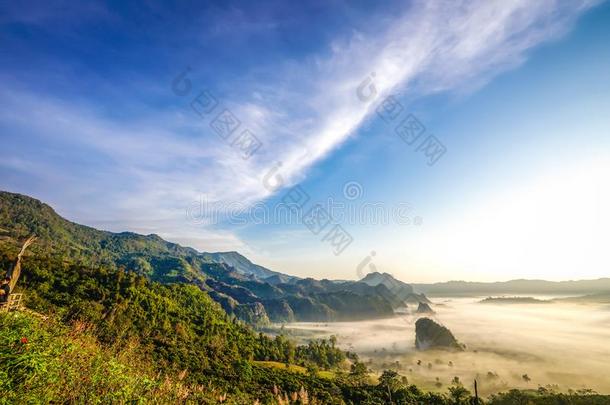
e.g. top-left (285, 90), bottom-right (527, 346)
top-left (0, 191), bottom-right (417, 324)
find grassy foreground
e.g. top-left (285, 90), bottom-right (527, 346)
top-left (0, 311), bottom-right (231, 404)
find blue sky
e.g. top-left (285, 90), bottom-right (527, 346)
top-left (1, 0), bottom-right (608, 282)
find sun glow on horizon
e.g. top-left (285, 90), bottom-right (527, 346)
top-left (396, 158), bottom-right (610, 282)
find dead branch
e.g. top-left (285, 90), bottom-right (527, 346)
top-left (8, 235), bottom-right (37, 291)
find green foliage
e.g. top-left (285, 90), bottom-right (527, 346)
top-left (378, 369), bottom-right (403, 393)
top-left (253, 332), bottom-right (345, 371)
top-left (295, 335), bottom-right (345, 370)
top-left (346, 361), bottom-right (369, 386)
top-left (447, 385), bottom-right (472, 405)
top-left (0, 312), bottom-right (226, 404)
top-left (306, 363), bottom-right (319, 377)
top-left (488, 389), bottom-right (610, 405)
top-left (3, 249), bottom-right (255, 377)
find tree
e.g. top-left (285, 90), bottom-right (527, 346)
top-left (378, 370), bottom-right (403, 404)
top-left (447, 385), bottom-right (471, 405)
top-left (348, 361), bottom-right (369, 386)
top-left (488, 389), bottom-right (531, 405)
top-left (8, 235), bottom-right (36, 292)
top-left (305, 363), bottom-right (318, 377)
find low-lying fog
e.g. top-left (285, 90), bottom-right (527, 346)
top-left (280, 297), bottom-right (610, 395)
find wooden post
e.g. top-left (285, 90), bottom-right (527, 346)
top-left (8, 235), bottom-right (36, 292)
top-left (474, 379), bottom-right (479, 404)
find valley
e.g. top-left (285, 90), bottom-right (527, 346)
top-left (277, 296), bottom-right (610, 396)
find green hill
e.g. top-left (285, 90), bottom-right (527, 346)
top-left (0, 191), bottom-right (404, 323)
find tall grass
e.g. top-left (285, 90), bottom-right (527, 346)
top-left (0, 312), bottom-right (233, 404)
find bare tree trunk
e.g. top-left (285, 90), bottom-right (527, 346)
top-left (473, 380), bottom-right (479, 405)
top-left (8, 235), bottom-right (36, 292)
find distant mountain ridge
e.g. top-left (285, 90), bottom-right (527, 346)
top-left (361, 272), bottom-right (411, 290)
top-left (413, 278), bottom-right (610, 296)
top-left (359, 271), bottom-right (432, 305)
top-left (0, 191), bottom-right (412, 323)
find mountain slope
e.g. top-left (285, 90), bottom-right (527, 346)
top-left (0, 190), bottom-right (405, 322)
top-left (0, 191), bottom-right (292, 283)
top-left (202, 251), bottom-right (298, 282)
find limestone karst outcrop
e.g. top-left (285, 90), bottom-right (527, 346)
top-left (415, 318), bottom-right (464, 351)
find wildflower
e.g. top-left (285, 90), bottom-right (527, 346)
top-left (20, 337), bottom-right (28, 344)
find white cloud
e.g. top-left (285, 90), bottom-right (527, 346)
top-left (0, 0), bottom-right (600, 253)
top-left (248, 0), bottom-right (600, 188)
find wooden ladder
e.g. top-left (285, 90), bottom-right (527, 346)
top-left (0, 293), bottom-right (24, 313)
